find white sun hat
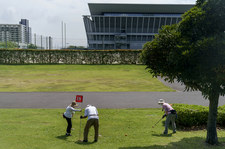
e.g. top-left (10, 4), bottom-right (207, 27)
top-left (158, 99), bottom-right (165, 104)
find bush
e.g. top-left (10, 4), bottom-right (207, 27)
top-left (172, 104), bottom-right (208, 127)
top-left (172, 103), bottom-right (225, 128)
top-left (217, 105), bottom-right (225, 126)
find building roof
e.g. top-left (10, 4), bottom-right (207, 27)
top-left (88, 3), bottom-right (194, 15)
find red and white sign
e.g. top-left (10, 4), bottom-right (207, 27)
top-left (76, 95), bottom-right (83, 103)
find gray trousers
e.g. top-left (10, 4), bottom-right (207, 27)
top-left (164, 113), bottom-right (176, 134)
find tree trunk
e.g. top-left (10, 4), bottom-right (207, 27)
top-left (206, 92), bottom-right (219, 145)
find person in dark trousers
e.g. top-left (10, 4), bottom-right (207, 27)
top-left (80, 105), bottom-right (99, 142)
top-left (63, 101), bottom-right (81, 136)
top-left (158, 99), bottom-right (177, 134)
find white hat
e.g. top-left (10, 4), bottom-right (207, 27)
top-left (158, 99), bottom-right (165, 104)
top-left (87, 104), bottom-right (91, 107)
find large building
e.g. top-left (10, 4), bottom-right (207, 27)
top-left (19, 19), bottom-right (32, 44)
top-left (0, 19), bottom-right (32, 48)
top-left (83, 3), bottom-right (194, 49)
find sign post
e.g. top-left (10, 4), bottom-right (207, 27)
top-left (76, 95), bottom-right (83, 141)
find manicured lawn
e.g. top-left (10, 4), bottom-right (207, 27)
top-left (0, 109), bottom-right (225, 149)
top-left (0, 65), bottom-right (174, 92)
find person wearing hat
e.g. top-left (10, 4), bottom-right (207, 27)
top-left (158, 99), bottom-right (177, 134)
top-left (80, 105), bottom-right (99, 142)
top-left (63, 101), bottom-right (81, 136)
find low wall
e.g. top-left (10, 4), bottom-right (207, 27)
top-left (0, 49), bottom-right (142, 64)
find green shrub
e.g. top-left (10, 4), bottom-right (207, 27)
top-left (217, 105), bottom-right (225, 126)
top-left (218, 105), bottom-right (225, 110)
top-left (172, 104), bottom-right (208, 127)
top-left (172, 103), bottom-right (225, 128)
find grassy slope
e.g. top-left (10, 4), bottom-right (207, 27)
top-left (0, 109), bottom-right (225, 149)
top-left (0, 65), bottom-right (174, 92)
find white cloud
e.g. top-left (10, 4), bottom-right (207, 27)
top-left (0, 0), bottom-right (196, 47)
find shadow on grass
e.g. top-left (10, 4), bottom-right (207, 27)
top-left (56, 134), bottom-right (70, 141)
top-left (152, 133), bottom-right (173, 137)
top-left (56, 135), bottom-right (75, 142)
top-left (119, 137), bottom-right (225, 149)
top-left (75, 140), bottom-right (96, 145)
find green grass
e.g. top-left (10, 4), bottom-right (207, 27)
top-left (0, 65), bottom-right (174, 92)
top-left (0, 109), bottom-right (225, 149)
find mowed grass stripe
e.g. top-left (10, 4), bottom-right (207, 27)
top-left (0, 65), bottom-right (174, 92)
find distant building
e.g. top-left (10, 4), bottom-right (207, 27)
top-left (19, 19), bottom-right (32, 44)
top-left (83, 3), bottom-right (194, 49)
top-left (0, 19), bottom-right (32, 48)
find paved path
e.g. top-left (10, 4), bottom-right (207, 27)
top-left (0, 91), bottom-right (225, 109)
top-left (0, 78), bottom-right (224, 109)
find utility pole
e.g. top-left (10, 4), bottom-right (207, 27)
top-left (46, 37), bottom-right (48, 49)
top-left (64, 23), bottom-right (66, 49)
top-left (41, 35), bottom-right (42, 49)
top-left (34, 33), bottom-right (36, 46)
top-left (62, 21), bottom-right (64, 49)
top-left (49, 36), bottom-right (52, 50)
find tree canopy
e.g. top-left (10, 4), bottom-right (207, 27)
top-left (141, 0), bottom-right (225, 145)
top-left (0, 41), bottom-right (18, 49)
top-left (28, 44), bottom-right (38, 49)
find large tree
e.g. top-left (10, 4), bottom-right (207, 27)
top-left (141, 0), bottom-right (225, 145)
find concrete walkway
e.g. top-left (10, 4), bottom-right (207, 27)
top-left (0, 91), bottom-right (225, 109)
top-left (0, 78), bottom-right (224, 109)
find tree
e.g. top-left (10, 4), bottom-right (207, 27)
top-left (27, 44), bottom-right (37, 49)
top-left (0, 41), bottom-right (18, 49)
top-left (67, 45), bottom-right (76, 49)
top-left (66, 45), bottom-right (87, 50)
top-left (141, 0), bottom-right (225, 145)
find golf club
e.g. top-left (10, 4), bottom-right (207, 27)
top-left (152, 117), bottom-right (163, 128)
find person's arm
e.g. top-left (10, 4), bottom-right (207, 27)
top-left (80, 115), bottom-right (87, 119)
top-left (80, 108), bottom-right (88, 119)
top-left (96, 108), bottom-right (98, 116)
top-left (71, 107), bottom-right (82, 112)
top-left (165, 111), bottom-right (168, 115)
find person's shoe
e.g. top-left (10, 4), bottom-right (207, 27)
top-left (82, 140), bottom-right (88, 142)
top-left (66, 133), bottom-right (71, 136)
top-left (94, 140), bottom-right (98, 142)
top-left (173, 130), bottom-right (176, 133)
top-left (163, 132), bottom-right (168, 135)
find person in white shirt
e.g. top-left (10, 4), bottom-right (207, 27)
top-left (63, 101), bottom-right (81, 136)
top-left (80, 105), bottom-right (99, 142)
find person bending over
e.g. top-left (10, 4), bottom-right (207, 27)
top-left (80, 105), bottom-right (99, 142)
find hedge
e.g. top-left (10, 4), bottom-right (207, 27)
top-left (0, 49), bottom-right (142, 64)
top-left (172, 103), bottom-right (225, 127)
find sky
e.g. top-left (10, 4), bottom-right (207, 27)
top-left (0, 0), bottom-right (196, 48)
